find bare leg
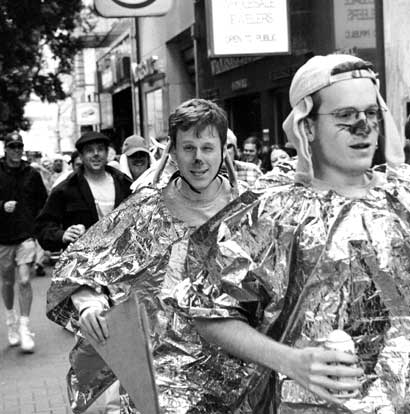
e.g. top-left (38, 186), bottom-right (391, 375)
top-left (17, 264), bottom-right (33, 316)
top-left (1, 264), bottom-right (15, 310)
top-left (2, 260), bottom-right (19, 346)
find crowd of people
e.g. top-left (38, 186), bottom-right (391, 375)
top-left (2, 52), bottom-right (410, 413)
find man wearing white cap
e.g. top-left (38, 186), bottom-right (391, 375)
top-left (119, 135), bottom-right (152, 182)
top-left (167, 54), bottom-right (410, 413)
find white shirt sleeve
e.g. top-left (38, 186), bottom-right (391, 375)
top-left (71, 286), bottom-right (109, 314)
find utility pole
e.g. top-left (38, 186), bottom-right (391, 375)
top-left (134, 17), bottom-right (145, 138)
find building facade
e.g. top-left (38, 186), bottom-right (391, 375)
top-left (88, 0), bottom-right (195, 150)
top-left (74, 0), bottom-right (409, 154)
top-left (194, 0), bottom-right (382, 148)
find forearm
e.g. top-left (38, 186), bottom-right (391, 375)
top-left (194, 317), bottom-right (364, 406)
top-left (194, 318), bottom-right (293, 375)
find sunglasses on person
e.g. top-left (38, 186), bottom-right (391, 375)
top-left (7, 143), bottom-right (24, 150)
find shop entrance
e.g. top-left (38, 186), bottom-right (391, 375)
top-left (112, 87), bottom-right (133, 149)
top-left (270, 87), bottom-right (291, 147)
top-left (226, 93), bottom-right (261, 149)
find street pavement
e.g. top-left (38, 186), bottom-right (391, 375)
top-left (0, 266), bottom-right (73, 414)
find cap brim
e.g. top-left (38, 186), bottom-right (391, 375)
top-left (76, 137), bottom-right (110, 151)
top-left (125, 148), bottom-right (150, 157)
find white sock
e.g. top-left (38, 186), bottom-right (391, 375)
top-left (6, 309), bottom-right (17, 324)
top-left (20, 316), bottom-right (30, 327)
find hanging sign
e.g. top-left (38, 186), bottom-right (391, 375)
top-left (94, 0), bottom-right (173, 17)
top-left (206, 0), bottom-right (290, 57)
top-left (76, 103), bottom-right (100, 125)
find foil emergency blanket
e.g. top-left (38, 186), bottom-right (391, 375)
top-left (255, 160), bottom-right (296, 190)
top-left (46, 183), bottom-right (257, 414)
top-left (47, 162), bottom-right (410, 414)
top-left (180, 163), bottom-right (410, 413)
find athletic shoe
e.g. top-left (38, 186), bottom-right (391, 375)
top-left (19, 325), bottom-right (35, 353)
top-left (6, 320), bottom-right (20, 347)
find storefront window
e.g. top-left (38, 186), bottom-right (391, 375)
top-left (146, 88), bottom-right (163, 140)
top-left (99, 93), bottom-right (113, 130)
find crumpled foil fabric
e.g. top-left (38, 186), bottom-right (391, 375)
top-left (179, 163), bottom-right (410, 413)
top-left (46, 181), bottom-right (257, 414)
top-left (254, 160), bottom-right (296, 190)
top-left (47, 162), bottom-right (410, 414)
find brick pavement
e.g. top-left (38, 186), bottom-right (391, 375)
top-left (0, 267), bottom-right (73, 414)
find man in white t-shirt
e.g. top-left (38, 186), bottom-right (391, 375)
top-left (35, 131), bottom-right (131, 252)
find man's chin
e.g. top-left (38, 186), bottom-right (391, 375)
top-left (184, 177), bottom-right (211, 192)
top-left (88, 165), bottom-right (104, 173)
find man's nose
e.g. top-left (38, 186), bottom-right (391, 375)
top-left (349, 118), bottom-right (371, 135)
top-left (355, 111), bottom-right (368, 122)
top-left (193, 148), bottom-right (204, 161)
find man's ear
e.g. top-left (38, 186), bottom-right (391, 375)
top-left (304, 117), bottom-right (315, 142)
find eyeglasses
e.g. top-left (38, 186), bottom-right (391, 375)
top-left (312, 107), bottom-right (384, 124)
top-left (7, 143), bottom-right (24, 150)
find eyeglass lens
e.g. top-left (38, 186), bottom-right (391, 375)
top-left (334, 108), bottom-right (380, 123)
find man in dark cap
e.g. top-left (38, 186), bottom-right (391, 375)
top-left (35, 131), bottom-right (132, 252)
top-left (0, 131), bottom-right (47, 353)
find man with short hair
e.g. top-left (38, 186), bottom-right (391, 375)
top-left (35, 131), bottom-right (132, 252)
top-left (51, 151), bottom-right (83, 189)
top-left (0, 131), bottom-right (47, 352)
top-left (49, 154), bottom-right (68, 188)
top-left (226, 129), bottom-right (262, 187)
top-left (52, 156), bottom-right (64, 174)
top-left (69, 150), bottom-right (82, 173)
top-left (45, 98), bottom-right (242, 413)
top-left (165, 54), bottom-right (410, 413)
top-left (242, 135), bottom-right (262, 167)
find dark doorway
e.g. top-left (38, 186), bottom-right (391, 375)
top-left (112, 87), bottom-right (133, 149)
top-left (272, 87), bottom-right (291, 147)
top-left (226, 93), bottom-right (261, 149)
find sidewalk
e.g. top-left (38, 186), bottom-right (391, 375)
top-left (0, 268), bottom-right (73, 414)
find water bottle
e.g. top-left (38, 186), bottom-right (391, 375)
top-left (324, 330), bottom-right (359, 398)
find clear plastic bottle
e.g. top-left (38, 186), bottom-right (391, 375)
top-left (76, 224), bottom-right (86, 236)
top-left (324, 330), bottom-right (359, 398)
top-left (324, 330), bottom-right (355, 354)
